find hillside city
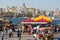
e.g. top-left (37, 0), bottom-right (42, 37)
top-left (0, 3), bottom-right (60, 20)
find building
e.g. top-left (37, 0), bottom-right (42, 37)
top-left (18, 3), bottom-right (36, 17)
top-left (53, 8), bottom-right (60, 17)
top-left (0, 3), bottom-right (60, 18)
top-left (0, 8), bottom-right (2, 14)
top-left (40, 10), bottom-right (45, 15)
top-left (11, 6), bottom-right (17, 13)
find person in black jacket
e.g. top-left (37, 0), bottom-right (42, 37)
top-left (17, 28), bottom-right (21, 40)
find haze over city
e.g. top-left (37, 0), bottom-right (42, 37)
top-left (0, 0), bottom-right (60, 10)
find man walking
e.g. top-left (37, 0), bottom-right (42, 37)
top-left (1, 31), bottom-right (4, 40)
top-left (17, 28), bottom-right (21, 40)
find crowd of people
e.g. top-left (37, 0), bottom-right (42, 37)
top-left (1, 26), bottom-right (22, 40)
top-left (1, 23), bottom-right (53, 40)
top-left (1, 24), bottom-right (38, 40)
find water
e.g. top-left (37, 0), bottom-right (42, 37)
top-left (53, 20), bottom-right (60, 25)
top-left (4, 17), bottom-right (27, 26)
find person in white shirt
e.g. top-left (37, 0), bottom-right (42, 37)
top-left (33, 33), bottom-right (37, 40)
top-left (8, 28), bottom-right (13, 38)
top-left (1, 31), bottom-right (4, 40)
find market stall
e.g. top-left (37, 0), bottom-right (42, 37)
top-left (20, 15), bottom-right (53, 33)
top-left (21, 15), bottom-right (52, 24)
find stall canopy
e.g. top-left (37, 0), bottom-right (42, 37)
top-left (21, 15), bottom-right (52, 24)
top-left (36, 19), bottom-right (48, 22)
top-left (32, 15), bottom-right (52, 22)
top-left (21, 18), bottom-right (47, 24)
top-left (21, 18), bottom-right (35, 24)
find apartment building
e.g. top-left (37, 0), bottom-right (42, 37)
top-left (54, 8), bottom-right (60, 17)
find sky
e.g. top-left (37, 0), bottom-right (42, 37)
top-left (0, 0), bottom-right (60, 10)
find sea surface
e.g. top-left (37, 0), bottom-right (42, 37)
top-left (3, 17), bottom-right (27, 26)
top-left (53, 20), bottom-right (60, 25)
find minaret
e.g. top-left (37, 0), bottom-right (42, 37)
top-left (23, 3), bottom-right (25, 7)
top-left (7, 6), bottom-right (9, 12)
top-left (22, 3), bottom-right (26, 8)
